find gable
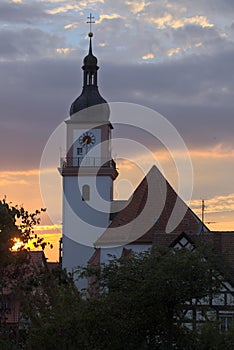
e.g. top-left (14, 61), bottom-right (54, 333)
top-left (169, 232), bottom-right (195, 251)
top-left (95, 165), bottom-right (208, 247)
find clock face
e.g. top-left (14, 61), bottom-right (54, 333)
top-left (79, 132), bottom-right (96, 147)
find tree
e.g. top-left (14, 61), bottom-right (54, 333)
top-left (23, 266), bottom-right (82, 350)
top-left (0, 198), bottom-right (47, 256)
top-left (77, 247), bottom-right (228, 349)
top-left (17, 244), bottom-right (234, 349)
top-left (0, 198), bottom-right (47, 347)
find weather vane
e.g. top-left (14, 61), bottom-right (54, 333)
top-left (87, 13), bottom-right (95, 35)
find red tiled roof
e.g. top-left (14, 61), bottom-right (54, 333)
top-left (95, 166), bottom-right (208, 247)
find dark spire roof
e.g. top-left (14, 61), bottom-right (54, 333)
top-left (70, 32), bottom-right (110, 121)
top-left (83, 33), bottom-right (98, 66)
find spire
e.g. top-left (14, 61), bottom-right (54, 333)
top-left (69, 15), bottom-right (110, 120)
top-left (83, 13), bottom-right (97, 73)
top-left (82, 32), bottom-right (98, 86)
top-left (88, 32), bottom-right (93, 55)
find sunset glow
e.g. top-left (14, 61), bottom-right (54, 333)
top-left (1, 0), bottom-right (233, 261)
top-left (11, 238), bottom-right (24, 251)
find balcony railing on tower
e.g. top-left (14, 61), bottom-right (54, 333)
top-left (60, 157), bottom-right (116, 169)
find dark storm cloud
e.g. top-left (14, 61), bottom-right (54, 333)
top-left (168, 0), bottom-right (234, 14)
top-left (0, 28), bottom-right (65, 59)
top-left (102, 47), bottom-right (234, 106)
top-left (0, 56), bottom-right (81, 170)
top-left (203, 0), bottom-right (234, 13)
top-left (0, 44), bottom-right (233, 170)
top-left (0, 1), bottom-right (49, 24)
top-left (170, 24), bottom-right (222, 50)
top-left (102, 47), bottom-right (234, 148)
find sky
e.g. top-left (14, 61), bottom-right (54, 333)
top-left (0, 0), bottom-right (234, 261)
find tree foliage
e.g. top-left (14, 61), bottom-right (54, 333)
top-left (11, 245), bottom-right (233, 349)
top-left (76, 247), bottom-right (226, 349)
top-left (0, 199), bottom-right (48, 347)
top-left (0, 198), bottom-right (47, 256)
top-left (1, 200), bottom-right (234, 350)
top-left (23, 266), bottom-right (81, 350)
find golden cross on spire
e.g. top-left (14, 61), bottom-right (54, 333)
top-left (87, 13), bottom-right (95, 33)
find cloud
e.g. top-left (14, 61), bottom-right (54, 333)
top-left (0, 1), bottom-right (49, 24)
top-left (0, 43), bottom-right (233, 170)
top-left (0, 0), bottom-right (232, 235)
top-left (0, 179), bottom-right (28, 186)
top-left (125, 1), bottom-right (151, 14)
top-left (0, 170), bottom-right (38, 178)
top-left (191, 193), bottom-right (234, 214)
top-left (0, 28), bottom-right (65, 60)
top-left (96, 13), bottom-right (123, 23)
top-left (142, 53), bottom-right (154, 60)
top-left (190, 145), bottom-right (234, 159)
top-left (40, 0), bottom-right (65, 2)
top-left (56, 47), bottom-right (75, 55)
top-left (46, 3), bottom-right (81, 14)
top-left (169, 25), bottom-right (222, 55)
top-left (150, 13), bottom-right (214, 29)
top-left (167, 47), bottom-right (181, 56)
top-left (34, 224), bottom-right (62, 232)
top-left (64, 22), bottom-right (78, 30)
top-left (101, 46), bottom-right (234, 111)
top-left (0, 169), bottom-right (55, 178)
top-left (99, 42), bottom-right (108, 47)
top-left (46, 0), bottom-right (104, 15)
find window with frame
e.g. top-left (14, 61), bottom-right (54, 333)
top-left (0, 297), bottom-right (11, 311)
top-left (82, 185), bottom-right (90, 201)
top-left (220, 314), bottom-right (234, 331)
top-left (77, 147), bottom-right (83, 155)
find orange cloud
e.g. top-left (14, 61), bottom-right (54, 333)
top-left (56, 48), bottom-right (75, 55)
top-left (167, 47), bottom-right (181, 56)
top-left (96, 14), bottom-right (123, 23)
top-left (142, 53), bottom-right (154, 60)
top-left (191, 193), bottom-right (234, 214)
top-left (150, 13), bottom-right (214, 29)
top-left (126, 1), bottom-right (151, 14)
top-left (190, 144), bottom-right (234, 159)
top-left (46, 4), bottom-right (81, 14)
top-left (34, 224), bottom-right (62, 233)
top-left (64, 23), bottom-right (78, 30)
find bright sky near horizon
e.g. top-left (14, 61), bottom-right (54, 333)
top-left (0, 0), bottom-right (234, 261)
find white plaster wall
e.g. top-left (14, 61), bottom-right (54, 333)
top-left (62, 236), bottom-right (95, 290)
top-left (62, 175), bottom-right (113, 285)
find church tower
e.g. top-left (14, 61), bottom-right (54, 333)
top-left (60, 29), bottom-right (118, 281)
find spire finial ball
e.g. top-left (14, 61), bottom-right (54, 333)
top-left (89, 32), bottom-right (93, 37)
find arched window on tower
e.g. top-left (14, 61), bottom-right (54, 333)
top-left (82, 185), bottom-right (90, 201)
top-left (88, 73), bottom-right (94, 85)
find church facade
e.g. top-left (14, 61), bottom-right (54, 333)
top-left (59, 31), bottom-right (234, 331)
top-left (59, 30), bottom-right (208, 278)
top-left (60, 33), bottom-right (208, 271)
